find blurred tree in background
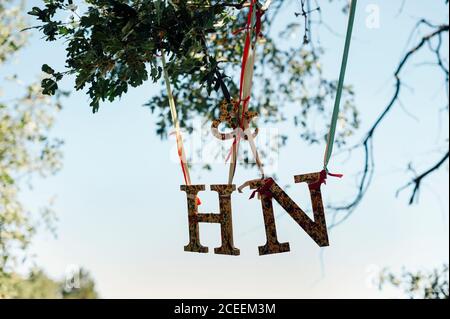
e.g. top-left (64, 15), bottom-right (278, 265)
top-left (379, 264), bottom-right (449, 299)
top-left (0, 0), bottom-right (97, 298)
top-left (1, 267), bottom-right (98, 298)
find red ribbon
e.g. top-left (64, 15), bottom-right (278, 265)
top-left (171, 131), bottom-right (201, 205)
top-left (255, 8), bottom-right (263, 36)
top-left (308, 169), bottom-right (343, 191)
top-left (226, 1), bottom-right (263, 164)
top-left (238, 1), bottom-right (262, 122)
top-left (250, 178), bottom-right (274, 200)
top-left (232, 9), bottom-right (262, 37)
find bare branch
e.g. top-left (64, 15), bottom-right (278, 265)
top-left (397, 151), bottom-right (449, 205)
top-left (329, 22), bottom-right (449, 221)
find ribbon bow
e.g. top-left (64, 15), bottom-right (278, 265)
top-left (250, 178), bottom-right (275, 200)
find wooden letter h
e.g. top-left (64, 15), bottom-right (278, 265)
top-left (180, 185), bottom-right (240, 256)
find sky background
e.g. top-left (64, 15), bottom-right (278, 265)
top-left (2, 0), bottom-right (449, 298)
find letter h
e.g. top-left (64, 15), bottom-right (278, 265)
top-left (180, 185), bottom-right (240, 256)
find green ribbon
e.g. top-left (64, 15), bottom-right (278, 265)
top-left (323, 0), bottom-right (358, 171)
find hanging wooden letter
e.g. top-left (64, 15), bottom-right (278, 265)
top-left (249, 172), bottom-right (330, 256)
top-left (180, 185), bottom-right (240, 256)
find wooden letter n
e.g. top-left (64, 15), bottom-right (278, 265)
top-left (180, 185), bottom-right (240, 256)
top-left (249, 172), bottom-right (330, 256)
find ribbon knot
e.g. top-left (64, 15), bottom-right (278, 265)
top-left (309, 170), bottom-right (343, 191)
top-left (250, 178), bottom-right (274, 200)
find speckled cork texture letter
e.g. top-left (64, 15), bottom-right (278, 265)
top-left (181, 184), bottom-right (240, 256)
top-left (249, 172), bottom-right (329, 255)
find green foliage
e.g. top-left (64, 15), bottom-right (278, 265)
top-left (28, 0), bottom-right (232, 112)
top-left (0, 268), bottom-right (98, 299)
top-left (379, 265), bottom-right (449, 299)
top-left (61, 268), bottom-right (98, 299)
top-left (1, 0), bottom-right (98, 299)
top-left (3, 269), bottom-right (60, 298)
top-left (1, 0), bottom-right (62, 270)
top-left (29, 0), bottom-right (359, 148)
top-left (0, 82), bottom-right (63, 271)
top-left (0, 1), bottom-right (28, 63)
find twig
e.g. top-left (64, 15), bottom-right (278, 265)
top-left (397, 151), bottom-right (449, 204)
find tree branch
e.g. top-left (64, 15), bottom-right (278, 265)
top-left (329, 22), bottom-right (449, 225)
top-left (397, 151), bottom-right (449, 205)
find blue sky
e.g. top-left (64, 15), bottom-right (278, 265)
top-left (3, 0), bottom-right (449, 298)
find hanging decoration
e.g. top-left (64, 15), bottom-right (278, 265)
top-left (161, 52), bottom-right (201, 205)
top-left (224, 0), bottom-right (265, 185)
top-left (163, 0), bottom-right (359, 255)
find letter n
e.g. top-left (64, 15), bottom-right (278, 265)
top-left (250, 172), bottom-right (330, 256)
top-left (180, 185), bottom-right (240, 256)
